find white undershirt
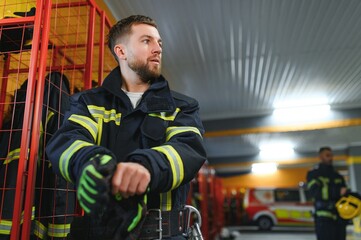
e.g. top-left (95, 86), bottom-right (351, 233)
top-left (122, 88), bottom-right (144, 108)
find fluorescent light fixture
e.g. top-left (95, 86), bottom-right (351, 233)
top-left (251, 162), bottom-right (278, 174)
top-left (273, 104), bottom-right (331, 122)
top-left (259, 142), bottom-right (294, 159)
top-left (273, 97), bottom-right (329, 109)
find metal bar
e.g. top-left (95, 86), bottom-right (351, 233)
top-left (10, 0), bottom-right (43, 238)
top-left (84, 6), bottom-right (95, 90)
top-left (98, 10), bottom-right (105, 85)
top-left (52, 1), bottom-right (88, 9)
top-left (56, 42), bottom-right (100, 49)
top-left (22, 0), bottom-right (52, 237)
top-left (8, 64), bottom-right (86, 74)
top-left (0, 16), bottom-right (35, 26)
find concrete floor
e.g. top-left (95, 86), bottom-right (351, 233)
top-left (217, 226), bottom-right (361, 240)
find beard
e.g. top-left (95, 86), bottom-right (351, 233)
top-left (128, 58), bottom-right (161, 83)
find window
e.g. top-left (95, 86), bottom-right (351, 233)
top-left (275, 189), bottom-right (300, 202)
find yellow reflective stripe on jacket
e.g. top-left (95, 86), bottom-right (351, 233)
top-left (0, 220), bottom-right (12, 235)
top-left (48, 223), bottom-right (71, 237)
top-left (0, 207), bottom-right (35, 235)
top-left (152, 145), bottom-right (184, 189)
top-left (34, 220), bottom-right (47, 239)
top-left (97, 118), bottom-right (103, 146)
top-left (60, 140), bottom-right (93, 182)
top-left (87, 105), bottom-right (121, 126)
top-left (335, 178), bottom-right (343, 184)
top-left (68, 114), bottom-right (98, 142)
top-left (46, 111), bottom-right (55, 124)
top-left (316, 210), bottom-right (337, 220)
top-left (160, 191), bottom-right (172, 211)
top-left (4, 148), bottom-right (21, 164)
top-left (307, 179), bottom-right (319, 189)
top-left (166, 126), bottom-right (201, 141)
top-left (318, 177), bottom-right (329, 200)
top-left (20, 206), bottom-right (35, 224)
top-left (148, 108), bottom-right (180, 121)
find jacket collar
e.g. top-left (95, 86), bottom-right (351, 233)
top-left (102, 67), bottom-right (176, 113)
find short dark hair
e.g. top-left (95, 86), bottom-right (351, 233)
top-left (319, 146), bottom-right (332, 153)
top-left (107, 15), bottom-right (158, 60)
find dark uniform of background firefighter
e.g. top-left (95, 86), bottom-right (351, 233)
top-left (306, 147), bottom-right (348, 240)
top-left (46, 15), bottom-right (207, 239)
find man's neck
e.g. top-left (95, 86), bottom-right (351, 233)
top-left (120, 67), bottom-right (150, 92)
top-left (121, 81), bottom-right (150, 93)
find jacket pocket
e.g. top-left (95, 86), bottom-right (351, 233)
top-left (141, 115), bottom-right (167, 148)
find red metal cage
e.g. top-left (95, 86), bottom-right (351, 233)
top-left (0, 0), bottom-right (116, 239)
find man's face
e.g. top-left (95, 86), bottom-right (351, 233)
top-left (319, 149), bottom-right (333, 165)
top-left (125, 23), bottom-right (162, 82)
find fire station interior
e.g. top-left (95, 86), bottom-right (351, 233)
top-left (1, 0), bottom-right (361, 239)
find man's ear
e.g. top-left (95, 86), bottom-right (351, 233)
top-left (114, 44), bottom-right (127, 60)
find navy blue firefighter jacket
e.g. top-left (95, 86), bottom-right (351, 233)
top-left (45, 67), bottom-right (207, 218)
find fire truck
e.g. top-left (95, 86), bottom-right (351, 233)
top-left (242, 187), bottom-right (314, 230)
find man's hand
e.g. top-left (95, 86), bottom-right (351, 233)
top-left (340, 187), bottom-right (348, 196)
top-left (111, 162), bottom-right (150, 198)
top-left (77, 154), bottom-right (116, 216)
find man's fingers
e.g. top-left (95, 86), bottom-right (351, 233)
top-left (111, 162), bottom-right (151, 197)
top-left (111, 163), bottom-right (123, 195)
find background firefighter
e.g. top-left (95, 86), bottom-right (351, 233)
top-left (306, 146), bottom-right (348, 240)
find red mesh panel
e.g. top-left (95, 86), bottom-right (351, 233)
top-left (0, 0), bottom-right (116, 239)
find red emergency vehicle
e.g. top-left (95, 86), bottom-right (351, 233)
top-left (243, 187), bottom-right (314, 230)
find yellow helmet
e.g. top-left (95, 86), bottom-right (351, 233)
top-left (0, 0), bottom-right (36, 19)
top-left (336, 193), bottom-right (361, 220)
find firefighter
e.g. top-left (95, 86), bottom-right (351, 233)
top-left (306, 146), bottom-right (348, 240)
top-left (0, 72), bottom-right (74, 239)
top-left (45, 15), bottom-right (207, 239)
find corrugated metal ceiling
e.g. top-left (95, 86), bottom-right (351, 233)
top-left (103, 0), bottom-right (361, 172)
top-left (105, 0), bottom-right (361, 119)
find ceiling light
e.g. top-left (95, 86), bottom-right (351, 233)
top-left (272, 104), bottom-right (331, 122)
top-left (259, 142), bottom-right (294, 159)
top-left (251, 162), bottom-right (278, 174)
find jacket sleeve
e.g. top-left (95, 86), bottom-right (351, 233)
top-left (45, 94), bottom-right (115, 183)
top-left (330, 173), bottom-right (347, 200)
top-left (306, 170), bottom-right (323, 200)
top-left (127, 97), bottom-right (207, 193)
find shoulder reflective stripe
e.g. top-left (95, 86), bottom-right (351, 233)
top-left (0, 220), bottom-right (12, 235)
top-left (48, 223), bottom-right (71, 237)
top-left (160, 191), bottom-right (172, 211)
top-left (34, 220), bottom-right (47, 239)
top-left (318, 177), bottom-right (329, 200)
top-left (60, 140), bottom-right (93, 182)
top-left (307, 179), bottom-right (319, 189)
top-left (4, 148), bottom-right (21, 164)
top-left (87, 105), bottom-right (121, 126)
top-left (166, 126), bottom-right (201, 141)
top-left (335, 178), bottom-right (343, 184)
top-left (68, 114), bottom-right (98, 141)
top-left (152, 145), bottom-right (184, 189)
top-left (148, 108), bottom-right (180, 121)
top-left (316, 210), bottom-right (337, 220)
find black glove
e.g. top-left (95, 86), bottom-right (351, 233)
top-left (101, 193), bottom-right (148, 240)
top-left (76, 154), bottom-right (116, 217)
